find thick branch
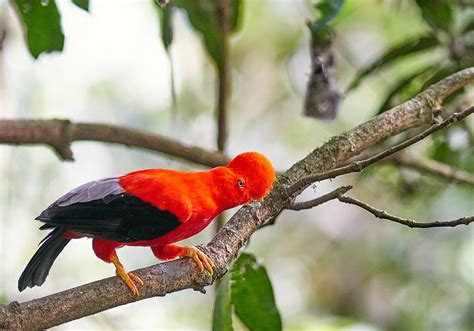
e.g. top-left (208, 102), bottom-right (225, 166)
top-left (337, 195), bottom-right (474, 228)
top-left (0, 120), bottom-right (230, 167)
top-left (391, 152), bottom-right (474, 186)
top-left (1, 68), bottom-right (473, 329)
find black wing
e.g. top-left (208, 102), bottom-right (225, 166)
top-left (37, 178), bottom-right (181, 242)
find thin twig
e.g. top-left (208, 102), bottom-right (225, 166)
top-left (287, 106), bottom-right (474, 197)
top-left (287, 185), bottom-right (352, 210)
top-left (391, 152), bottom-right (474, 186)
top-left (259, 185), bottom-right (353, 229)
top-left (338, 195), bottom-right (474, 228)
top-left (216, 0), bottom-right (230, 153)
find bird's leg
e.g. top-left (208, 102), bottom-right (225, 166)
top-left (151, 244), bottom-right (214, 275)
top-left (110, 254), bottom-right (144, 297)
top-left (92, 239), bottom-right (144, 297)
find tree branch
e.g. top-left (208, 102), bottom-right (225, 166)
top-left (270, 185), bottom-right (351, 230)
top-left (287, 106), bottom-right (474, 197)
top-left (287, 185), bottom-right (352, 211)
top-left (0, 120), bottom-right (230, 167)
top-left (1, 67), bottom-right (473, 329)
top-left (216, 0), bottom-right (230, 153)
top-left (390, 152), bottom-right (474, 186)
top-left (215, 0), bottom-right (231, 237)
top-left (337, 195), bottom-right (474, 228)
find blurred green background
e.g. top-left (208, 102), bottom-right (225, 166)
top-left (0, 0), bottom-right (473, 330)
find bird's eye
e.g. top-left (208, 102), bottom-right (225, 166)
top-left (237, 179), bottom-right (245, 188)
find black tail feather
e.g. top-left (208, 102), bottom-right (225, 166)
top-left (18, 228), bottom-right (70, 291)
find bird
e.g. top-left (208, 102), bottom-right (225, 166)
top-left (18, 152), bottom-right (275, 297)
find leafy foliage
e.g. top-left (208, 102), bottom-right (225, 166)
top-left (376, 65), bottom-right (434, 114)
top-left (212, 253), bottom-right (282, 331)
top-left (347, 35), bottom-right (439, 92)
top-left (231, 253), bottom-right (282, 330)
top-left (415, 0), bottom-right (454, 32)
top-left (172, 0), bottom-right (241, 73)
top-left (212, 275), bottom-right (233, 331)
top-left (11, 0), bottom-right (64, 58)
top-left (347, 1), bottom-right (473, 120)
top-left (156, 3), bottom-right (173, 51)
top-left (430, 133), bottom-right (474, 173)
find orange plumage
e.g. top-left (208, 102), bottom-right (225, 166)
top-left (18, 152), bottom-right (275, 296)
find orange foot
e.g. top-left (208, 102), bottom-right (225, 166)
top-left (181, 246), bottom-right (215, 275)
top-left (151, 244), bottom-right (215, 275)
top-left (111, 255), bottom-right (144, 297)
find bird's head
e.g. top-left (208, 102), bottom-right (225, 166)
top-left (227, 152), bottom-right (276, 202)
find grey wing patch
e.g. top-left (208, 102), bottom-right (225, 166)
top-left (54, 177), bottom-right (125, 207)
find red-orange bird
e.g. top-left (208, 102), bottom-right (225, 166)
top-left (18, 152), bottom-right (275, 297)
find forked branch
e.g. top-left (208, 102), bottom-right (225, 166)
top-left (287, 106), bottom-right (474, 197)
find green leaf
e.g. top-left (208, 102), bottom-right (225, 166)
top-left (231, 253), bottom-right (282, 331)
top-left (415, 0), bottom-right (454, 32)
top-left (376, 65), bottom-right (435, 115)
top-left (212, 275), bottom-right (233, 331)
top-left (229, 0), bottom-right (241, 32)
top-left (346, 35), bottom-right (439, 92)
top-left (157, 3), bottom-right (173, 51)
top-left (173, 0), bottom-right (241, 73)
top-left (72, 0), bottom-right (89, 11)
top-left (308, 0), bottom-right (344, 38)
top-left (11, 0), bottom-right (65, 58)
top-left (173, 0), bottom-right (222, 72)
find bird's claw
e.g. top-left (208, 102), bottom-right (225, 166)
top-left (183, 246), bottom-right (214, 275)
top-left (116, 270), bottom-right (144, 299)
top-left (128, 271), bottom-right (144, 286)
top-left (115, 269), bottom-right (143, 298)
top-left (111, 255), bottom-right (144, 298)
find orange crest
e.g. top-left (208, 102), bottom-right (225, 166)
top-left (228, 152), bottom-right (276, 201)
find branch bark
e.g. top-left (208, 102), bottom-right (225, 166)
top-left (0, 120), bottom-right (230, 167)
top-left (1, 67), bottom-right (473, 329)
